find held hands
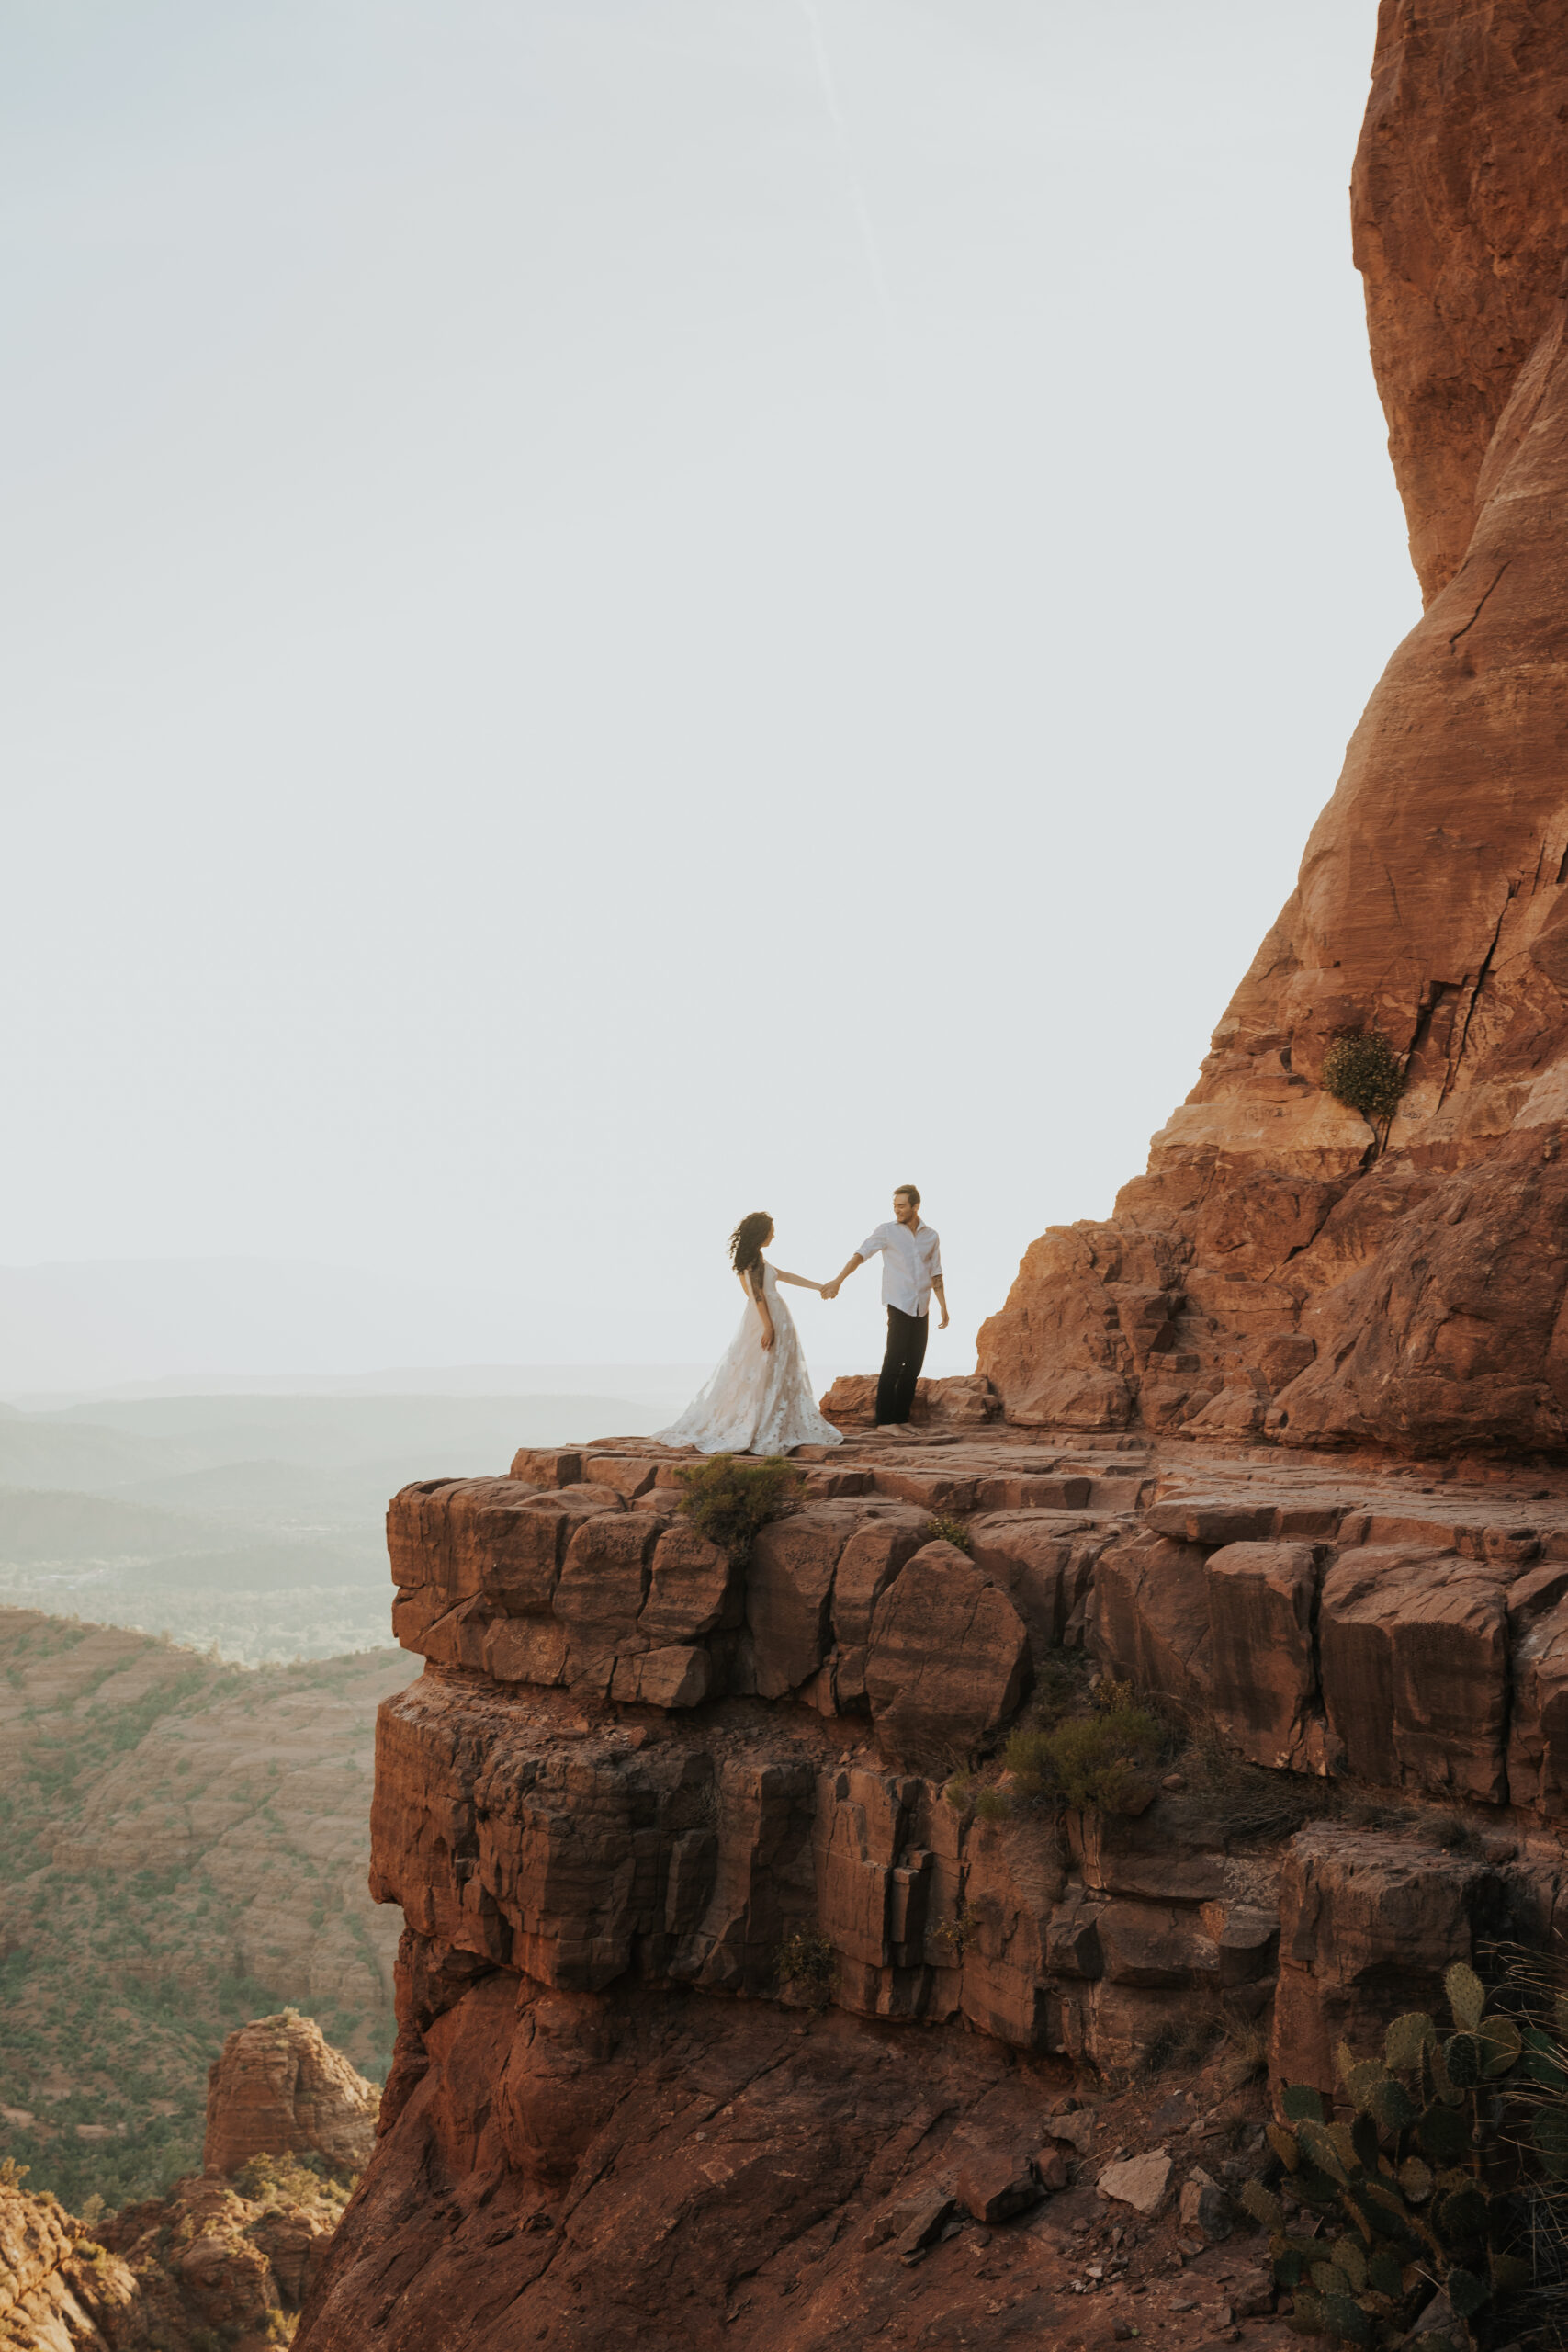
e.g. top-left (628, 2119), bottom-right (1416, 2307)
top-left (821, 1280), bottom-right (840, 1301)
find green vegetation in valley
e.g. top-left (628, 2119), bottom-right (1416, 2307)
top-left (0, 1609), bottom-right (410, 2211)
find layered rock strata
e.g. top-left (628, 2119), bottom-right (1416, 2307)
top-left (297, 1425), bottom-right (1568, 2347)
top-left (203, 2011), bottom-right (380, 2179)
top-left (978, 0), bottom-right (1568, 1459)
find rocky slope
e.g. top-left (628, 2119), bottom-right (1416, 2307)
top-left (977, 0), bottom-right (1568, 1462)
top-left (0, 2011), bottom-right (375, 2351)
top-left (0, 1611), bottom-right (412, 2208)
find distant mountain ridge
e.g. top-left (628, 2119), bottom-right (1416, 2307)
top-left (0, 1390), bottom-right (689, 1663)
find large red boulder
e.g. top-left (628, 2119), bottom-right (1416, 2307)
top-left (864, 1544), bottom-right (1031, 1762)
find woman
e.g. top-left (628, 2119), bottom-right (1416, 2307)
top-left (656, 1212), bottom-right (843, 1454)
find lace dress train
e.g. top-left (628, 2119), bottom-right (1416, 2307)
top-left (656, 1263), bottom-right (842, 1454)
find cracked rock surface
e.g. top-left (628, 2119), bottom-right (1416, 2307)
top-left (296, 1421), bottom-right (1568, 2346)
top-left (976, 0), bottom-right (1568, 1462)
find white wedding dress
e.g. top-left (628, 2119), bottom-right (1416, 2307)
top-left (656, 1262), bottom-right (843, 1454)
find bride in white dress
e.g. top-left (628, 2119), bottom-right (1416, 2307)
top-left (657, 1212), bottom-right (844, 1454)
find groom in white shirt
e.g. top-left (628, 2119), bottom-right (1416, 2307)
top-left (822, 1184), bottom-right (948, 1427)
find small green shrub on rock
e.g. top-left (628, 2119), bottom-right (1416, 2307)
top-left (235, 2149), bottom-right (356, 2208)
top-left (931, 1906), bottom-right (978, 1962)
top-left (1003, 1702), bottom-right (1165, 1815)
top-left (1244, 1961), bottom-right (1568, 2350)
top-left (922, 1514), bottom-right (974, 1555)
top-left (1322, 1030), bottom-right (1405, 1125)
top-left (672, 1453), bottom-right (804, 1566)
top-left (773, 1928), bottom-right (835, 2009)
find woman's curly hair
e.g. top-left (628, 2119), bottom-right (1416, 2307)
top-left (728, 1211), bottom-right (773, 1279)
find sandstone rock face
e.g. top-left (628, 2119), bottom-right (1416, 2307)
top-left (298, 1977), bottom-right (1041, 2350)
top-left (1203, 1543), bottom-right (1321, 1770)
top-left (1089, 1532), bottom-right (1213, 1710)
top-left (361, 1659), bottom-right (1256, 2057)
top-left (1317, 1546), bottom-right (1517, 1803)
top-left (976, 3), bottom-right (1568, 1460)
top-left (968, 1511), bottom-right (1108, 1661)
top-left (0, 2114), bottom-right (357, 2351)
top-left (1269, 1826), bottom-right (1536, 2097)
top-left (818, 1374), bottom-right (1001, 1428)
top-left (305, 1418), bottom-right (1568, 2346)
top-left (387, 1465), bottom-right (1101, 1756)
top-left (863, 1543), bottom-right (1031, 1761)
top-left (1353, 0), bottom-right (1568, 605)
top-left (1507, 1561), bottom-right (1568, 1808)
top-left (0, 2180), bottom-right (139, 2348)
top-left (203, 2011), bottom-right (379, 2178)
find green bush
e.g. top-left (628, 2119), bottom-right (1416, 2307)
top-left (973, 1786), bottom-right (1012, 1823)
top-left (671, 1454), bottom-right (804, 1566)
top-left (931, 1906), bottom-right (978, 1962)
top-left (1244, 1961), bottom-right (1568, 2349)
top-left (1003, 1703), bottom-right (1165, 1815)
top-left (773, 1928), bottom-right (836, 2009)
top-left (235, 2149), bottom-right (356, 2209)
top-left (922, 1514), bottom-right (974, 1555)
top-left (1322, 1029), bottom-right (1405, 1125)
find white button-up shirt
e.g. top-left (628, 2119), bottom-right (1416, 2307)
top-left (856, 1219), bottom-right (942, 1317)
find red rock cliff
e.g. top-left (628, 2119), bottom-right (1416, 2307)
top-left (289, 16), bottom-right (1568, 2352)
top-left (979, 0), bottom-right (1568, 1458)
top-left (290, 1433), bottom-right (1568, 2349)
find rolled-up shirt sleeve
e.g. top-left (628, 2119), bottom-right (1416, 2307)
top-left (856, 1224), bottom-right (890, 1260)
top-left (929, 1237), bottom-right (943, 1281)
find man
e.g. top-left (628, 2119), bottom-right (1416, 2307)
top-left (823, 1185), bottom-right (948, 1428)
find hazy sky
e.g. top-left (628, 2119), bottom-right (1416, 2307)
top-left (3, 0), bottom-right (1418, 1384)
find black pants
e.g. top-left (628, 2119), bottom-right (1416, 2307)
top-left (876, 1305), bottom-right (930, 1426)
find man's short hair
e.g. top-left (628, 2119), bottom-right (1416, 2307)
top-left (894, 1183), bottom-right (920, 1207)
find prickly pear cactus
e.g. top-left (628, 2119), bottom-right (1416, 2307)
top-left (1241, 1962), bottom-right (1568, 2349)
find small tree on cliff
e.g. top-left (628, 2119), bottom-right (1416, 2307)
top-left (1322, 1029), bottom-right (1406, 1134)
top-left (671, 1453), bottom-right (804, 1566)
